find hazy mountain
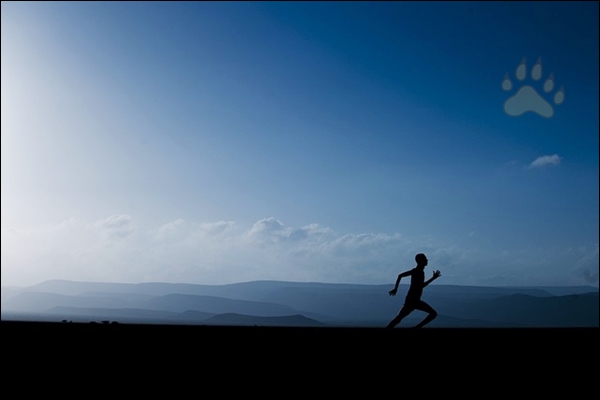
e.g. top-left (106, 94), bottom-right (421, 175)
top-left (508, 292), bottom-right (598, 326)
top-left (1, 292), bottom-right (136, 312)
top-left (177, 310), bottom-right (218, 322)
top-left (142, 293), bottom-right (316, 318)
top-left (501, 286), bottom-right (600, 296)
top-left (9, 280), bottom-right (585, 303)
top-left (2, 280), bottom-right (598, 327)
top-left (1, 287), bottom-right (23, 302)
top-left (202, 313), bottom-right (325, 327)
top-left (435, 292), bottom-right (599, 327)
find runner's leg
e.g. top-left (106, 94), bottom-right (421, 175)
top-left (413, 301), bottom-right (438, 328)
top-left (386, 304), bottom-right (415, 329)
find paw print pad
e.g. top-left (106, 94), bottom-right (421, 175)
top-left (502, 57), bottom-right (565, 118)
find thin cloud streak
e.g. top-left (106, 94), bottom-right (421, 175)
top-left (529, 154), bottom-right (561, 168)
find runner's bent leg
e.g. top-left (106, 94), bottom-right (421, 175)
top-left (413, 301), bottom-right (438, 328)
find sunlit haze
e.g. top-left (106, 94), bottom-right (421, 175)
top-left (1, 2), bottom-right (598, 288)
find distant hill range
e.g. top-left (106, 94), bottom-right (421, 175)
top-left (2, 280), bottom-right (598, 328)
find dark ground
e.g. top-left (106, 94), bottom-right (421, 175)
top-left (4, 320), bottom-right (596, 362)
top-left (4, 320), bottom-right (597, 393)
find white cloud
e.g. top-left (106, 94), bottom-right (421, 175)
top-left (4, 215), bottom-right (586, 287)
top-left (529, 154), bottom-right (561, 168)
top-left (152, 218), bottom-right (187, 240)
top-left (94, 214), bottom-right (136, 240)
top-left (150, 219), bottom-right (236, 243)
top-left (323, 233), bottom-right (407, 259)
top-left (199, 220), bottom-right (236, 236)
top-left (247, 217), bottom-right (286, 241)
top-left (246, 217), bottom-right (332, 245)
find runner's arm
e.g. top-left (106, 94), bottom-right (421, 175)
top-left (389, 270), bottom-right (413, 295)
top-left (423, 270), bottom-right (441, 288)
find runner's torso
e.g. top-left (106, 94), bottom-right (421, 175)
top-left (406, 268), bottom-right (424, 301)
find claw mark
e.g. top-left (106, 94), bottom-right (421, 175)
top-left (543, 72), bottom-right (555, 93)
top-left (502, 72), bottom-right (512, 91)
top-left (554, 85), bottom-right (565, 105)
top-left (531, 57), bottom-right (542, 81)
top-left (516, 57), bottom-right (527, 81)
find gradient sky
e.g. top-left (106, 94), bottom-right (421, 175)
top-left (1, 1), bottom-right (598, 287)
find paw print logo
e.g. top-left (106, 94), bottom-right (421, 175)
top-left (502, 57), bottom-right (565, 118)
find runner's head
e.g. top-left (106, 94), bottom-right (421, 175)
top-left (415, 253), bottom-right (428, 267)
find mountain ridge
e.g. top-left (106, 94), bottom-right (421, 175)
top-left (2, 279), bottom-right (598, 328)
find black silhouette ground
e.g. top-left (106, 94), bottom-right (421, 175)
top-left (4, 319), bottom-right (596, 356)
top-left (2, 319), bottom-right (597, 391)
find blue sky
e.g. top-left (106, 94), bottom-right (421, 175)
top-left (1, 1), bottom-right (598, 287)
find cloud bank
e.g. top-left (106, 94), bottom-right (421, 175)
top-left (1, 215), bottom-right (475, 287)
top-left (1, 215), bottom-right (596, 288)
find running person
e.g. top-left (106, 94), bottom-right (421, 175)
top-left (386, 253), bottom-right (441, 328)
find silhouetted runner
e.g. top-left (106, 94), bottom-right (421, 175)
top-left (386, 253), bottom-right (441, 328)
